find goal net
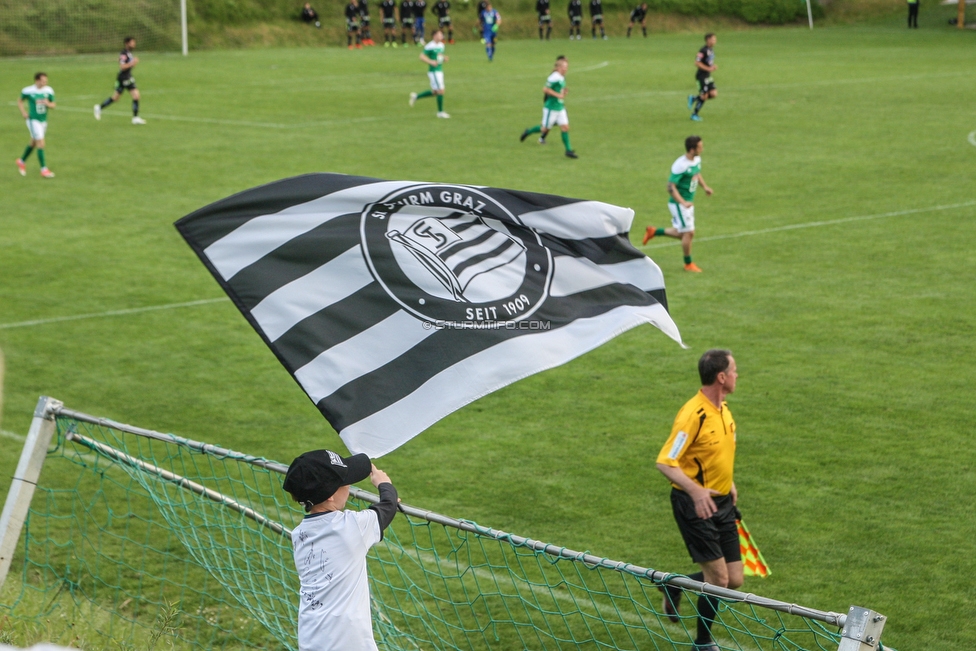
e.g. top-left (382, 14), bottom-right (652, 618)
top-left (0, 398), bottom-right (889, 650)
top-left (0, 0), bottom-right (182, 56)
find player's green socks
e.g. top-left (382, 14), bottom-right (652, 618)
top-left (525, 125), bottom-right (542, 135)
top-left (436, 95), bottom-right (444, 112)
top-left (21, 146), bottom-right (33, 161)
top-left (560, 131), bottom-right (571, 152)
top-left (417, 90), bottom-right (433, 99)
top-left (37, 149), bottom-right (46, 168)
top-left (655, 228), bottom-right (665, 236)
top-left (684, 255), bottom-right (692, 265)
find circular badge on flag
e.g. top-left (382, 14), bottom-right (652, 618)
top-left (361, 185), bottom-right (552, 325)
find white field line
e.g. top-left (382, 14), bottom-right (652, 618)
top-left (1, 429), bottom-right (26, 442)
top-left (0, 298), bottom-right (229, 331)
top-left (640, 200), bottom-right (976, 250)
top-left (968, 130), bottom-right (976, 147)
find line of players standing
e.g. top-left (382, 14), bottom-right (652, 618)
top-left (536, 0), bottom-right (650, 40)
top-left (343, 0), bottom-right (456, 48)
top-left (343, 0), bottom-right (652, 49)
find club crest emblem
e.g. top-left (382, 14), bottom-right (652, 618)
top-left (361, 185), bottom-right (552, 325)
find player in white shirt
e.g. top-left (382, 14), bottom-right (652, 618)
top-left (283, 450), bottom-right (400, 651)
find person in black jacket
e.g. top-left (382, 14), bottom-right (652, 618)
top-left (301, 2), bottom-right (321, 27)
top-left (589, 0), bottom-right (606, 39)
top-left (628, 2), bottom-right (648, 37)
top-left (536, 0), bottom-right (552, 40)
top-left (400, 0), bottom-right (415, 45)
top-left (345, 0), bottom-right (362, 48)
top-left (433, 0), bottom-right (453, 43)
top-left (381, 0), bottom-right (398, 45)
top-left (359, 0), bottom-right (375, 44)
top-left (568, 0), bottom-right (582, 39)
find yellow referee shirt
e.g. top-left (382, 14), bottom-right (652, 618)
top-left (656, 390), bottom-right (736, 495)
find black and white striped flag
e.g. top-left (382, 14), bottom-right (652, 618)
top-left (176, 174), bottom-right (682, 457)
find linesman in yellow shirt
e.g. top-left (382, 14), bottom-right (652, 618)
top-left (656, 349), bottom-right (741, 651)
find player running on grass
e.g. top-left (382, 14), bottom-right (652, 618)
top-left (94, 37), bottom-right (145, 125)
top-left (433, 0), bottom-right (454, 43)
top-left (519, 56), bottom-right (578, 159)
top-left (642, 135), bottom-right (712, 272)
top-left (536, 0), bottom-right (552, 40)
top-left (16, 72), bottom-right (56, 179)
top-left (690, 33), bottom-right (717, 121)
top-left (627, 2), bottom-right (648, 37)
top-left (480, 2), bottom-right (501, 61)
top-left (409, 30), bottom-right (450, 118)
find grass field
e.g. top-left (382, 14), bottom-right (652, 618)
top-left (1, 14), bottom-right (975, 650)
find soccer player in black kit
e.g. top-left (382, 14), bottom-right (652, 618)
top-left (433, 0), bottom-right (453, 43)
top-left (568, 0), bottom-right (582, 39)
top-left (94, 37), bottom-right (145, 125)
top-left (690, 33), bottom-right (717, 121)
top-left (413, 0), bottom-right (427, 43)
top-left (345, 0), bottom-right (362, 48)
top-left (536, 0), bottom-right (552, 40)
top-left (381, 0), bottom-right (398, 45)
top-left (589, 0), bottom-right (606, 39)
top-left (627, 2), bottom-right (648, 37)
top-left (399, 0), bottom-right (415, 45)
top-left (359, 0), bottom-right (375, 45)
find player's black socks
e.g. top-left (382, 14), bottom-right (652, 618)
top-left (132, 100), bottom-right (139, 116)
top-left (600, 26), bottom-right (605, 37)
top-left (627, 27), bottom-right (631, 37)
top-left (100, 98), bottom-right (114, 109)
top-left (546, 26), bottom-right (551, 38)
top-left (642, 26), bottom-right (647, 36)
top-left (695, 593), bottom-right (720, 646)
top-left (539, 27), bottom-right (544, 39)
top-left (448, 29), bottom-right (453, 40)
top-left (591, 26), bottom-right (596, 37)
top-left (694, 98), bottom-right (704, 114)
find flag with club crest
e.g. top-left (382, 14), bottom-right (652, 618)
top-left (175, 174), bottom-right (683, 457)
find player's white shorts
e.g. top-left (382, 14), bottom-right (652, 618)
top-left (542, 108), bottom-right (568, 129)
top-left (668, 202), bottom-right (695, 233)
top-left (428, 71), bottom-right (445, 92)
top-left (26, 119), bottom-right (47, 141)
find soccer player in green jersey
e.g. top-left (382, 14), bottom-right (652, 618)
top-left (408, 30), bottom-right (450, 118)
top-left (518, 56), bottom-right (577, 159)
top-left (642, 135), bottom-right (713, 272)
top-left (16, 72), bottom-right (56, 179)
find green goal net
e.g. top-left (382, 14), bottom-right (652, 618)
top-left (0, 399), bottom-right (887, 651)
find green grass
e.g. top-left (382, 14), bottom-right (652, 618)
top-left (2, 18), bottom-right (975, 650)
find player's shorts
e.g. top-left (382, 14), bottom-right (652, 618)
top-left (542, 107), bottom-right (568, 129)
top-left (26, 119), bottom-right (47, 141)
top-left (439, 15), bottom-right (452, 25)
top-left (668, 202), bottom-right (695, 233)
top-left (538, 13), bottom-right (552, 23)
top-left (570, 15), bottom-right (582, 24)
top-left (346, 18), bottom-right (361, 30)
top-left (670, 488), bottom-right (742, 565)
top-left (383, 16), bottom-right (396, 25)
top-left (483, 29), bottom-right (496, 42)
top-left (591, 13), bottom-right (603, 22)
top-left (428, 71), bottom-right (445, 91)
top-left (114, 76), bottom-right (137, 93)
top-left (415, 17), bottom-right (426, 30)
top-left (361, 14), bottom-right (371, 24)
top-left (697, 75), bottom-right (716, 94)
top-left (401, 17), bottom-right (414, 26)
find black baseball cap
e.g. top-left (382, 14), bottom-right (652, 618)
top-left (282, 450), bottom-right (372, 510)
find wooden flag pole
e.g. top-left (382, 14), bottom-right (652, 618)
top-left (959, 0), bottom-right (966, 29)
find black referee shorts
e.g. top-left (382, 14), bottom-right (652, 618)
top-left (670, 488), bottom-right (741, 565)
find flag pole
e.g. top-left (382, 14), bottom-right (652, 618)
top-left (806, 0), bottom-right (814, 29)
top-left (959, 0), bottom-right (966, 29)
top-left (181, 0), bottom-right (189, 56)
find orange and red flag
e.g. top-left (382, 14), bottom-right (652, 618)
top-left (737, 519), bottom-right (770, 578)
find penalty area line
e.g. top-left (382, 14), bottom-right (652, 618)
top-left (639, 200), bottom-right (976, 250)
top-left (0, 298), bottom-right (230, 331)
top-left (1, 429), bottom-right (26, 443)
top-left (969, 131), bottom-right (976, 147)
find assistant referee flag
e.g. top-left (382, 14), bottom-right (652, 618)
top-left (176, 174), bottom-right (683, 457)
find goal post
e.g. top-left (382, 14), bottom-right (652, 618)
top-left (0, 399), bottom-right (890, 651)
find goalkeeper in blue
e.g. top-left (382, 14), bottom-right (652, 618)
top-left (480, 2), bottom-right (501, 61)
